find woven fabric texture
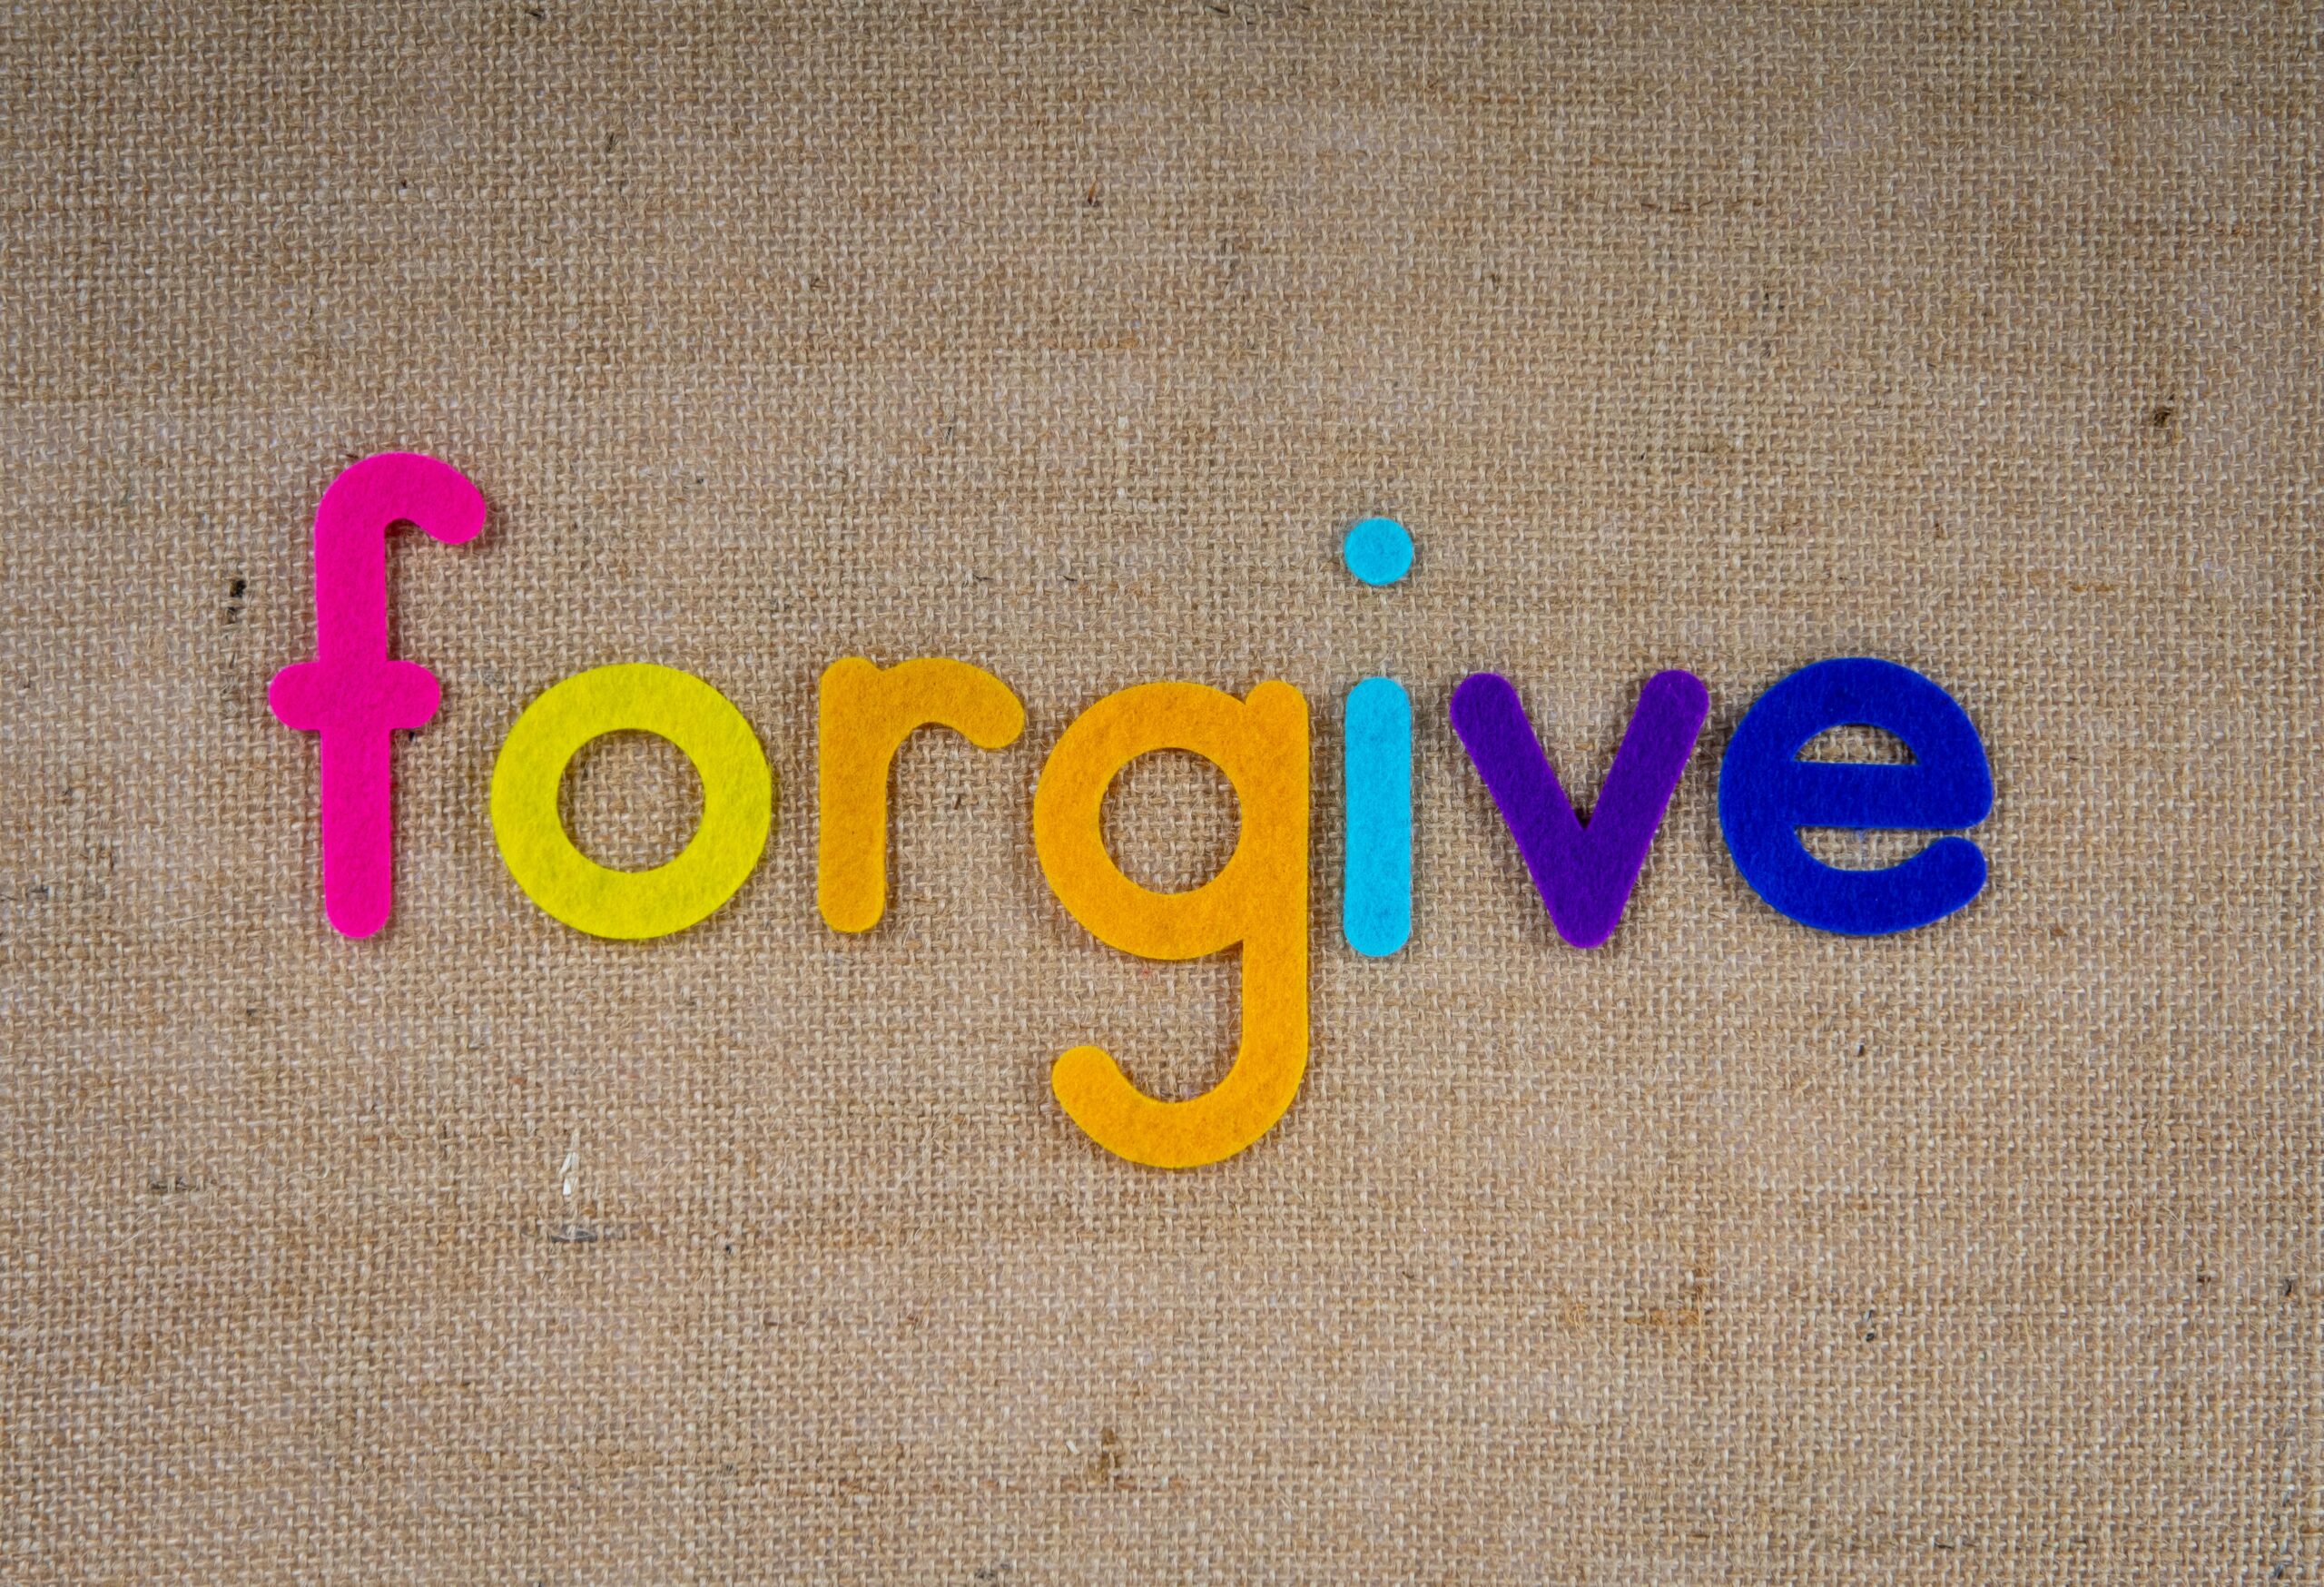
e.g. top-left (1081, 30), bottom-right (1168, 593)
top-left (3, 4), bottom-right (2318, 1581)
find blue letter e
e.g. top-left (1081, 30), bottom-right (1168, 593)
top-left (1718, 658), bottom-right (1994, 935)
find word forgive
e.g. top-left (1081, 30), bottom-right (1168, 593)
top-left (272, 454), bottom-right (1995, 1169)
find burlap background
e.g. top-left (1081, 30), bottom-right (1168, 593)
top-left (3, 3), bottom-right (2317, 1581)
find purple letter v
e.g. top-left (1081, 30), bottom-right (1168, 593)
top-left (1450, 670), bottom-right (1709, 949)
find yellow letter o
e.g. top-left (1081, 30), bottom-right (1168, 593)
top-left (491, 664), bottom-right (773, 940)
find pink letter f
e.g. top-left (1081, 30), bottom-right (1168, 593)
top-left (269, 453), bottom-right (486, 937)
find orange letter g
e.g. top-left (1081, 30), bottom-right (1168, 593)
top-left (1033, 680), bottom-right (1310, 1168)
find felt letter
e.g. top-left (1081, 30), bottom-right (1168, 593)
top-left (491, 664), bottom-right (773, 940)
top-left (269, 452), bottom-right (487, 938)
top-left (1450, 670), bottom-right (1709, 949)
top-left (1717, 656), bottom-right (1993, 935)
top-left (1034, 681), bottom-right (1309, 1169)
top-left (817, 657), bottom-right (1026, 932)
top-left (1342, 677), bottom-right (1412, 956)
